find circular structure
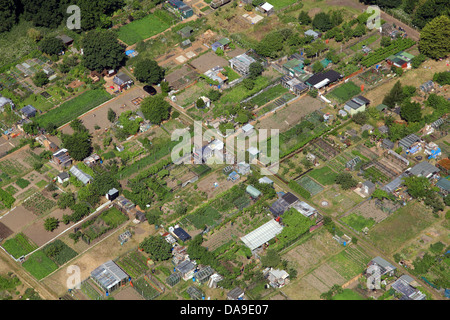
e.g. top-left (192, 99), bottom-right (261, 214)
top-left (320, 200), bottom-right (330, 207)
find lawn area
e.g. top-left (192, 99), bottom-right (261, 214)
top-left (2, 233), bottom-right (38, 259)
top-left (35, 89), bottom-right (111, 128)
top-left (250, 84), bottom-right (288, 107)
top-left (268, 0), bottom-right (298, 10)
top-left (341, 213), bottom-right (376, 232)
top-left (100, 207), bottom-right (128, 228)
top-left (326, 81), bottom-right (362, 103)
top-left (350, 34), bottom-right (380, 52)
top-left (22, 250), bottom-right (58, 280)
top-left (223, 66), bottom-right (241, 82)
top-left (332, 289), bottom-right (366, 300)
top-left (307, 166), bottom-right (338, 186)
top-left (368, 201), bottom-right (437, 254)
top-left (217, 76), bottom-right (271, 106)
top-left (118, 11), bottom-right (174, 45)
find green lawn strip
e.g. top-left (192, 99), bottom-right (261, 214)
top-left (118, 12), bottom-right (173, 45)
top-left (350, 34), bottom-right (379, 52)
top-left (35, 180), bottom-right (48, 189)
top-left (22, 250), bottom-right (58, 280)
top-left (368, 201), bottom-right (436, 254)
top-left (2, 233), bottom-right (38, 259)
top-left (326, 81), bottom-right (361, 103)
top-left (307, 166), bottom-right (338, 186)
top-left (340, 213), bottom-right (375, 232)
top-left (35, 89), bottom-right (111, 129)
top-left (332, 289), bottom-right (366, 300)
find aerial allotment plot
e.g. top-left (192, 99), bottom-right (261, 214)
top-left (0, 0), bottom-right (449, 305)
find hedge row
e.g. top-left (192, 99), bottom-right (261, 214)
top-left (288, 180), bottom-right (311, 200)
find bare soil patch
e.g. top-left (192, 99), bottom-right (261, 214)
top-left (0, 206), bottom-right (36, 233)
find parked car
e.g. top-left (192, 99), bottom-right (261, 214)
top-left (143, 85), bottom-right (156, 95)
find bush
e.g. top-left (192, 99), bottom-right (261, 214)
top-left (15, 178), bottom-right (30, 189)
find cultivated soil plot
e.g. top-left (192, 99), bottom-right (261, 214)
top-left (114, 286), bottom-right (145, 300)
top-left (196, 170), bottom-right (238, 200)
top-left (0, 206), bottom-right (36, 233)
top-left (22, 208), bottom-right (74, 247)
top-left (60, 86), bottom-right (146, 135)
top-left (190, 51), bottom-right (229, 74)
top-left (255, 95), bottom-right (326, 132)
top-left (348, 199), bottom-right (390, 224)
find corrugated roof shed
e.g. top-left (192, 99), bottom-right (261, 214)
top-left (69, 165), bottom-right (93, 185)
top-left (246, 185), bottom-right (261, 198)
top-left (407, 161), bottom-right (439, 178)
top-left (398, 134), bottom-right (420, 150)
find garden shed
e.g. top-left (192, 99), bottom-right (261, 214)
top-left (186, 286), bottom-right (203, 300)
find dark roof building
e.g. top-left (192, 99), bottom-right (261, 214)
top-left (398, 134), bottom-right (421, 150)
top-left (227, 287), bottom-right (245, 300)
top-left (305, 70), bottom-right (343, 89)
top-left (172, 226), bottom-right (191, 242)
top-left (20, 105), bottom-right (37, 118)
top-left (406, 161), bottom-right (439, 179)
top-left (367, 256), bottom-right (396, 276)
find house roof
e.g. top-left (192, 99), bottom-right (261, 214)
top-left (261, 2), bottom-right (274, 11)
top-left (306, 70), bottom-right (342, 88)
top-left (229, 54), bottom-right (256, 70)
top-left (398, 134), bottom-right (421, 149)
top-left (436, 177), bottom-right (450, 191)
top-left (376, 103), bottom-right (388, 111)
top-left (383, 138), bottom-right (394, 148)
top-left (20, 104), bottom-right (37, 117)
top-left (281, 192), bottom-right (298, 205)
top-left (371, 256), bottom-right (396, 272)
top-left (269, 198), bottom-right (290, 217)
top-left (57, 172), bottom-right (69, 180)
top-left (407, 161), bottom-right (439, 178)
top-left (90, 260), bottom-right (129, 290)
top-left (227, 287), bottom-right (244, 299)
top-left (292, 201), bottom-right (317, 217)
top-left (304, 29), bottom-right (319, 37)
top-left (173, 227), bottom-right (191, 242)
top-left (242, 123), bottom-right (254, 132)
top-left (114, 72), bottom-right (132, 85)
top-left (0, 97), bottom-right (13, 108)
top-left (259, 176), bottom-right (273, 184)
top-left (240, 219), bottom-right (283, 251)
top-left (363, 180), bottom-right (375, 189)
top-left (218, 37), bottom-right (231, 45)
top-left (56, 34), bottom-right (73, 44)
top-left (176, 260), bottom-right (195, 273)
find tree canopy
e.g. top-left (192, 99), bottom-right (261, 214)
top-left (140, 95), bottom-right (171, 125)
top-left (82, 30), bottom-right (125, 71)
top-left (39, 37), bottom-right (65, 56)
top-left (134, 59), bottom-right (165, 85)
top-left (139, 236), bottom-right (172, 261)
top-left (419, 15), bottom-right (450, 60)
top-left (61, 130), bottom-right (92, 161)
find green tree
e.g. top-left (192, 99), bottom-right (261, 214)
top-left (248, 62), bottom-right (264, 80)
top-left (107, 108), bottom-right (116, 123)
top-left (242, 78), bottom-right (254, 90)
top-left (61, 131), bottom-right (92, 161)
top-left (32, 71), bottom-right (49, 87)
top-left (382, 81), bottom-right (404, 108)
top-left (412, 0), bottom-right (450, 29)
top-left (312, 61), bottom-right (324, 73)
top-left (57, 192), bottom-right (76, 209)
top-left (312, 12), bottom-right (333, 32)
top-left (82, 30), bottom-right (125, 71)
top-left (0, 0), bottom-right (18, 33)
top-left (39, 37), bottom-right (65, 56)
top-left (139, 236), bottom-right (172, 261)
top-left (400, 100), bottom-right (422, 123)
top-left (419, 15), bottom-right (450, 59)
top-left (134, 59), bottom-right (164, 85)
top-left (335, 172), bottom-right (357, 190)
top-left (44, 217), bottom-right (59, 232)
top-left (298, 10), bottom-right (312, 25)
top-left (140, 95), bottom-right (171, 124)
top-left (402, 176), bottom-right (431, 199)
top-left (380, 36), bottom-right (391, 47)
top-left (260, 249), bottom-right (281, 268)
